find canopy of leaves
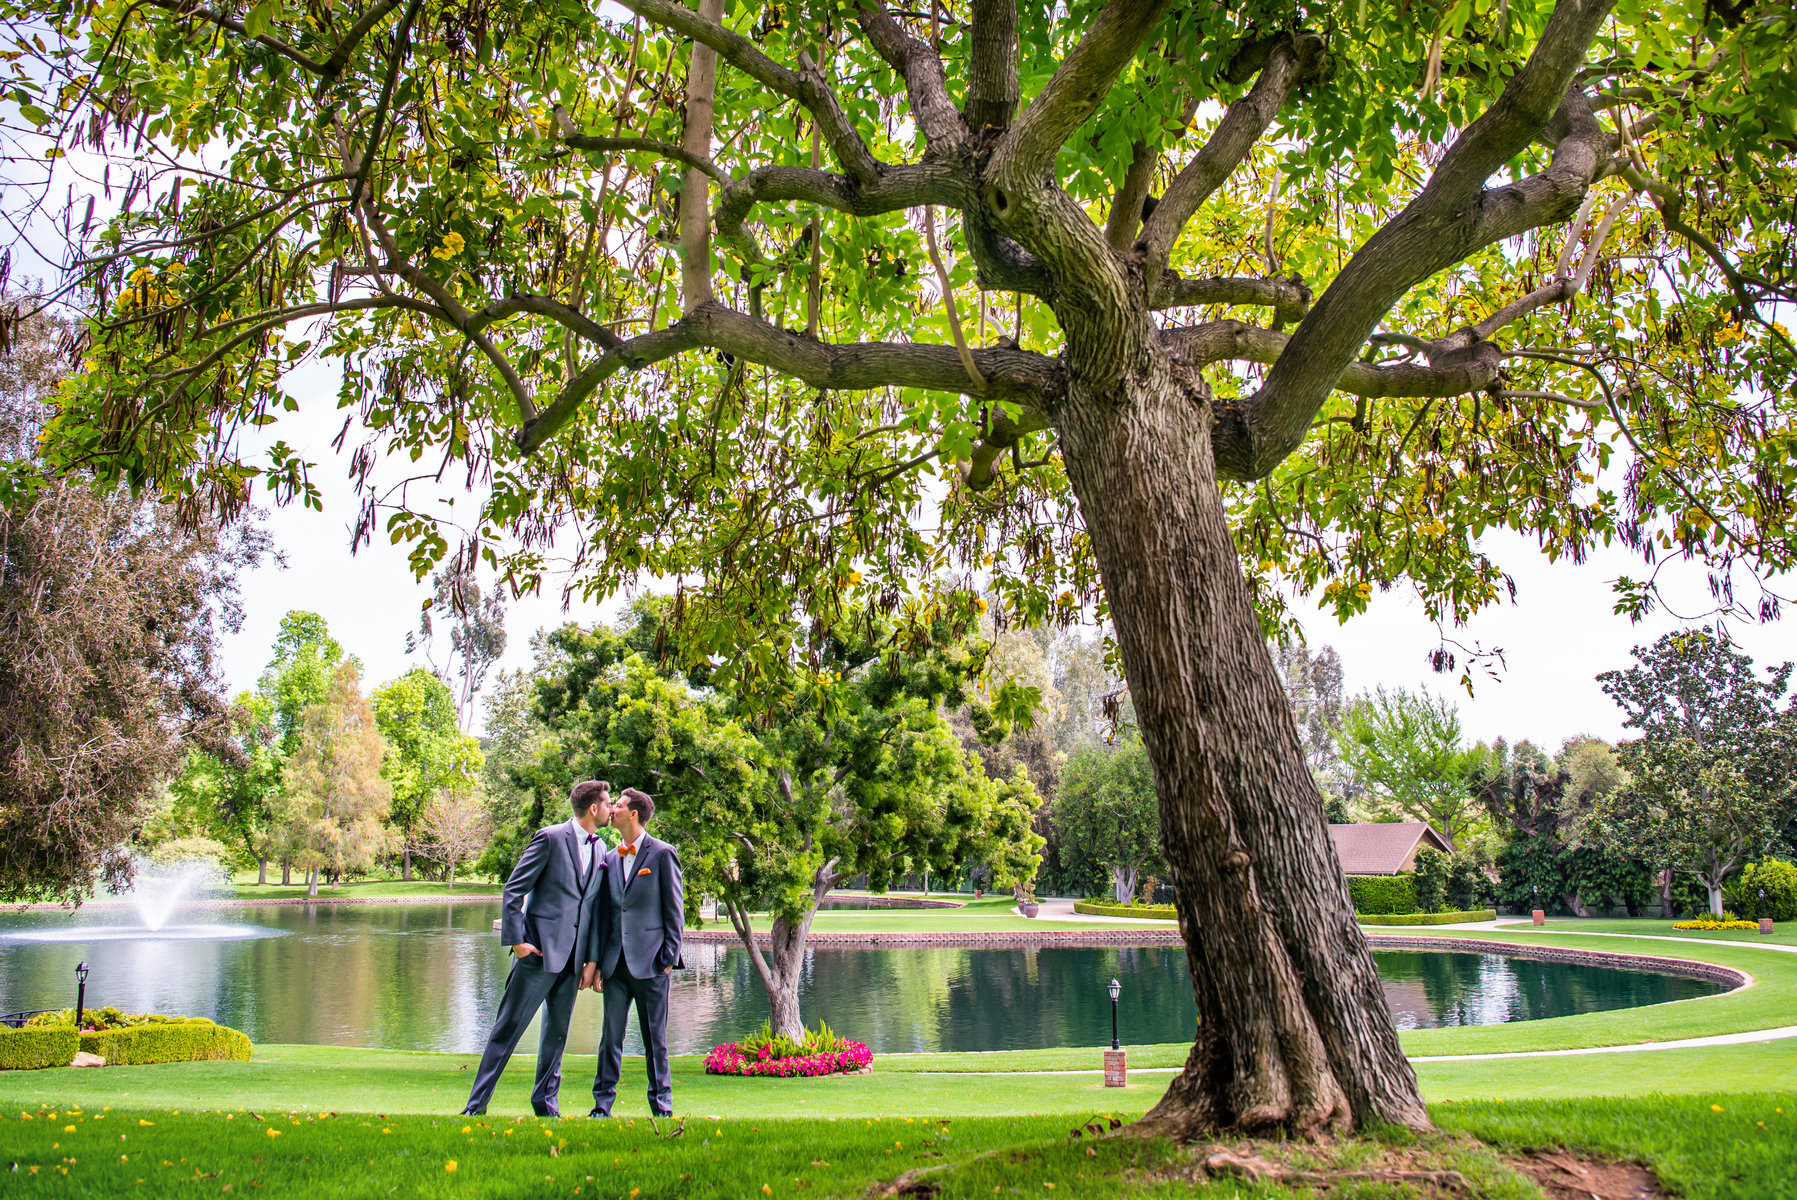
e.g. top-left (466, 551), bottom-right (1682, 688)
top-left (371, 665), bottom-right (483, 837)
top-left (1332, 685), bottom-right (1484, 843)
top-left (3, 0), bottom-right (1791, 693)
top-left (1051, 736), bottom-right (1164, 902)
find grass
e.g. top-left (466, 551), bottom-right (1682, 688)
top-left (1493, 917), bottom-right (1797, 948)
top-left (223, 878), bottom-right (502, 901)
top-left (3, 1093), bottom-right (1793, 1198)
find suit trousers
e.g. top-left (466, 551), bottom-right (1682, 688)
top-left (465, 953), bottom-right (582, 1116)
top-left (591, 959), bottom-right (673, 1116)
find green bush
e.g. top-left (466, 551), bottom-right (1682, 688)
top-left (77, 1021), bottom-right (251, 1066)
top-left (1413, 847), bottom-right (1450, 912)
top-left (1727, 859), bottom-right (1797, 922)
top-left (1072, 900), bottom-right (1176, 919)
top-left (27, 1006), bottom-right (202, 1032)
top-left (1358, 909), bottom-right (1498, 926)
top-left (0, 1025), bottom-right (78, 1070)
top-left (1347, 874), bottom-right (1418, 915)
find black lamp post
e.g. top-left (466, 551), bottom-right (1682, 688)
top-left (1760, 888), bottom-right (1767, 920)
top-left (1107, 978), bottom-right (1121, 1051)
top-left (74, 961), bottom-right (89, 1031)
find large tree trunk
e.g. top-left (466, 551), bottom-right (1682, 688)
top-left (281, 858), bottom-right (291, 886)
top-left (402, 844), bottom-right (413, 882)
top-left (256, 857), bottom-right (268, 886)
top-left (724, 897), bottom-right (818, 1042)
top-left (1111, 864), bottom-right (1138, 905)
top-left (1055, 348), bottom-right (1430, 1137)
top-left (306, 867), bottom-right (319, 897)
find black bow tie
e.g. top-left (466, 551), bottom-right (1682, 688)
top-left (584, 833), bottom-right (601, 846)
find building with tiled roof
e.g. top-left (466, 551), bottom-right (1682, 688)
top-left (1328, 822), bottom-right (1454, 875)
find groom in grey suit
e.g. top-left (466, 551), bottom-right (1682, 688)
top-left (585, 788), bottom-right (684, 1117)
top-left (463, 779), bottom-right (612, 1118)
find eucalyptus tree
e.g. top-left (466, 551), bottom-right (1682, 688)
top-left (11, 0), bottom-right (1797, 1137)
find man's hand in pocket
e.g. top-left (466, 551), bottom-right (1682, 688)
top-left (513, 943), bottom-right (541, 959)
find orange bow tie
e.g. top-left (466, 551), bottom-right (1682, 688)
top-left (620, 843), bottom-right (638, 857)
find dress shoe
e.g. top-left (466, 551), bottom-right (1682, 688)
top-left (461, 1107), bottom-right (484, 1117)
top-left (587, 1108), bottom-right (609, 1119)
top-left (535, 1109), bottom-right (561, 1119)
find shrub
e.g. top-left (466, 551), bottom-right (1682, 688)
top-left (1358, 909), bottom-right (1498, 926)
top-left (26, 1006), bottom-right (200, 1033)
top-left (0, 1026), bottom-right (78, 1070)
top-left (706, 1021), bottom-right (871, 1078)
top-left (1727, 859), bottom-right (1797, 922)
top-left (1072, 900), bottom-right (1176, 919)
top-left (79, 1021), bottom-right (250, 1066)
top-left (1413, 847), bottom-right (1449, 913)
top-left (1347, 874), bottom-right (1418, 915)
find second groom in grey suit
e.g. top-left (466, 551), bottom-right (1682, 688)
top-left (463, 779), bottom-right (612, 1118)
top-left (585, 788), bottom-right (684, 1117)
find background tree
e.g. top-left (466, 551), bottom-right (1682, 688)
top-left (408, 564), bottom-right (509, 730)
top-left (262, 612), bottom-right (347, 757)
top-left (474, 632), bottom-right (572, 881)
top-left (1277, 643), bottom-right (1351, 822)
top-left (0, 306), bottom-right (263, 903)
top-left (530, 605), bottom-right (1043, 1039)
top-left (1333, 687), bottom-right (1484, 844)
top-left (20, 0), bottom-right (1797, 1136)
top-left (416, 792), bottom-right (491, 889)
top-left (371, 667), bottom-right (483, 880)
top-left (166, 693), bottom-right (285, 884)
top-left (1479, 737), bottom-right (1651, 917)
top-left (1053, 738), bottom-right (1164, 903)
top-left (278, 661), bottom-right (393, 896)
top-left (1587, 632), bottom-right (1797, 916)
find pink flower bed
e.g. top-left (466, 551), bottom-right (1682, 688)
top-left (704, 1038), bottom-right (873, 1078)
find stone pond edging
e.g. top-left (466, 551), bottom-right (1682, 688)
top-left (1363, 934), bottom-right (1752, 990)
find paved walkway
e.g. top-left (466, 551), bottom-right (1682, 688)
top-left (1019, 897), bottom-right (1176, 924)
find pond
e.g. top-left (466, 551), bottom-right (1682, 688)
top-left (0, 902), bottom-right (1724, 1056)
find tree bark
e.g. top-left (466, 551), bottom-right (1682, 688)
top-left (306, 867), bottom-right (320, 897)
top-left (257, 857), bottom-right (268, 886)
top-left (402, 843), bottom-right (413, 882)
top-left (281, 858), bottom-right (291, 886)
top-left (1054, 345), bottom-right (1430, 1137)
top-left (1111, 864), bottom-right (1138, 905)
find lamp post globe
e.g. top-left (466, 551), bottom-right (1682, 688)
top-left (1107, 978), bottom-right (1121, 1051)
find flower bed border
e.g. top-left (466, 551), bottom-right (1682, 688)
top-left (704, 1038), bottom-right (872, 1078)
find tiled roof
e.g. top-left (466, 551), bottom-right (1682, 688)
top-left (1328, 822), bottom-right (1453, 875)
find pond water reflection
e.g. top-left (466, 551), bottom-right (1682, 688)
top-left (0, 902), bottom-right (1722, 1055)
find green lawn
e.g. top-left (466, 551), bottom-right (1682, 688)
top-left (1493, 917), bottom-right (1797, 948)
top-left (2, 1090), bottom-right (1792, 1198)
top-left (224, 878), bottom-right (502, 901)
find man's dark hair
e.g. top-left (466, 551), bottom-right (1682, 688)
top-left (570, 780), bottom-right (610, 817)
top-left (620, 788), bottom-right (654, 823)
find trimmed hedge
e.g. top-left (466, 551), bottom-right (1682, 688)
top-left (1347, 874), bottom-right (1418, 915)
top-left (1358, 909), bottom-right (1498, 926)
top-left (78, 1020), bottom-right (252, 1066)
top-left (1072, 900), bottom-right (1176, 919)
top-left (0, 1025), bottom-right (78, 1070)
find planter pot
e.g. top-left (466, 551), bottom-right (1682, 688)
top-left (1531, 909), bottom-right (1545, 926)
top-left (1020, 903), bottom-right (1040, 918)
top-left (1761, 917), bottom-right (1776, 935)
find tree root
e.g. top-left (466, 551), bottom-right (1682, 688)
top-left (1198, 1145), bottom-right (1468, 1190)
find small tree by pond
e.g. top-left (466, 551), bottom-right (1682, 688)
top-left (531, 607), bottom-right (1043, 1040)
top-left (279, 661), bottom-right (393, 896)
top-left (1053, 737), bottom-right (1163, 904)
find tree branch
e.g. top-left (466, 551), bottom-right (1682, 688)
top-left (139, 0), bottom-right (328, 73)
top-left (1224, 0), bottom-right (1618, 480)
top-left (615, 0), bottom-right (882, 184)
top-left (854, 0), bottom-right (965, 149)
top-left (988, 0), bottom-right (1170, 181)
top-left (678, 0), bottom-right (727, 313)
top-left (552, 113), bottom-right (727, 182)
top-left (516, 303), bottom-right (1061, 453)
top-left (1150, 273), bottom-right (1311, 324)
top-left (965, 0), bottom-right (1020, 132)
top-left (1104, 137), bottom-right (1159, 253)
top-left (713, 162), bottom-right (967, 273)
top-left (924, 206), bottom-right (986, 386)
top-left (1137, 34), bottom-right (1319, 281)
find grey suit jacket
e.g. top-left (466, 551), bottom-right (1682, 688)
top-left (587, 833), bottom-right (685, 979)
top-left (497, 822), bottom-right (607, 974)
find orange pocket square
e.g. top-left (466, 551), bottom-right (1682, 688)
top-left (637, 868), bottom-right (651, 877)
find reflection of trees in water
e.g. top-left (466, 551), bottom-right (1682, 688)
top-left (0, 906), bottom-right (1725, 1052)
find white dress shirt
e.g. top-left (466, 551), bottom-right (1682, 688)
top-left (568, 819), bottom-right (598, 878)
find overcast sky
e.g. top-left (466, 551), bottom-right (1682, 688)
top-left (215, 365), bottom-right (1794, 746)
